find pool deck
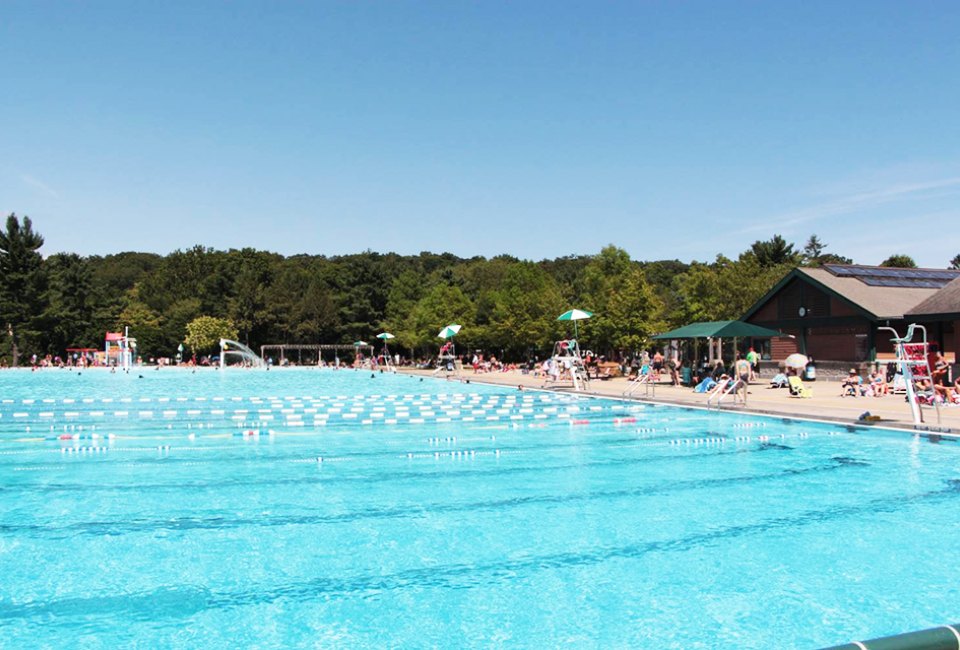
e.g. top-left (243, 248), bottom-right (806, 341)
top-left (401, 369), bottom-right (960, 436)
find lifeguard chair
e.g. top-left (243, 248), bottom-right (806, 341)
top-left (434, 341), bottom-right (459, 376)
top-left (104, 328), bottom-right (136, 370)
top-left (434, 324), bottom-right (462, 377)
top-left (377, 332), bottom-right (396, 372)
top-left (877, 323), bottom-right (939, 425)
top-left (550, 339), bottom-right (590, 392)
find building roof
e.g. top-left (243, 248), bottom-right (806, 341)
top-left (800, 267), bottom-right (943, 319)
top-left (907, 275), bottom-right (960, 317)
top-left (653, 320), bottom-right (782, 340)
top-left (743, 265), bottom-right (956, 322)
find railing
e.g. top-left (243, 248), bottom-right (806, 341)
top-left (878, 324), bottom-right (940, 426)
top-left (707, 378), bottom-right (741, 407)
top-left (821, 622), bottom-right (960, 649)
top-left (622, 372), bottom-right (655, 398)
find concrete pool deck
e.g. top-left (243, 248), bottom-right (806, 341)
top-left (402, 368), bottom-right (960, 436)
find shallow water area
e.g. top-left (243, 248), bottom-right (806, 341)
top-left (1, 367), bottom-right (959, 648)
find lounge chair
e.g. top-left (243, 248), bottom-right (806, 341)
top-left (788, 376), bottom-right (812, 398)
top-left (769, 373), bottom-right (789, 388)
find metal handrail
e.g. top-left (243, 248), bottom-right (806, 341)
top-left (706, 378), bottom-right (741, 407)
top-left (821, 622), bottom-right (960, 649)
top-left (622, 372), bottom-right (654, 397)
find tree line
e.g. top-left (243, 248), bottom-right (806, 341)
top-left (0, 213), bottom-right (948, 366)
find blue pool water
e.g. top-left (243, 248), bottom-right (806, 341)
top-left (1, 368), bottom-right (959, 648)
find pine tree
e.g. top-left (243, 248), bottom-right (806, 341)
top-left (0, 214), bottom-right (45, 365)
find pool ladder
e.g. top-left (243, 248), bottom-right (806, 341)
top-left (622, 373), bottom-right (656, 399)
top-left (707, 379), bottom-right (743, 408)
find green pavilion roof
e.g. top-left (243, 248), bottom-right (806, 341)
top-left (652, 320), bottom-right (782, 340)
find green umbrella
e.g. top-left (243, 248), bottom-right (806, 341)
top-left (437, 324), bottom-right (462, 339)
top-left (557, 309), bottom-right (593, 339)
top-left (353, 340), bottom-right (367, 347)
top-left (376, 333), bottom-right (395, 340)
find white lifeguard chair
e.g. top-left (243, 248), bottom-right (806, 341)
top-left (105, 327), bottom-right (136, 371)
top-left (377, 332), bottom-right (397, 372)
top-left (434, 324), bottom-right (462, 377)
top-left (434, 341), bottom-right (460, 376)
top-left (550, 339), bottom-right (590, 392)
top-left (877, 323), bottom-right (939, 425)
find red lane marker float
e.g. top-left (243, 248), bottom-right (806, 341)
top-left (613, 417), bottom-right (637, 425)
top-left (570, 419), bottom-right (589, 426)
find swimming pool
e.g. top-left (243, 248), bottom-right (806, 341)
top-left (1, 368), bottom-right (958, 648)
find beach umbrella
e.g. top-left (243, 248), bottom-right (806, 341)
top-left (353, 340), bottom-right (367, 347)
top-left (376, 333), bottom-right (395, 364)
top-left (438, 324), bottom-right (462, 339)
top-left (557, 309), bottom-right (593, 339)
top-left (783, 353), bottom-right (809, 369)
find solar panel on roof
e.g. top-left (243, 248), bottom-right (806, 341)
top-left (862, 277), bottom-right (947, 288)
top-left (824, 263), bottom-right (960, 288)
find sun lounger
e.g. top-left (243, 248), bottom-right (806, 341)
top-left (788, 376), bottom-right (812, 398)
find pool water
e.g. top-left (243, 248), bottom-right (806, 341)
top-left (1, 368), bottom-right (958, 648)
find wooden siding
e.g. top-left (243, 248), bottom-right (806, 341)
top-left (776, 278), bottom-right (833, 320)
top-left (752, 298), bottom-right (778, 322)
top-left (806, 325), bottom-right (869, 361)
top-left (830, 296), bottom-right (859, 317)
top-left (771, 334), bottom-right (799, 359)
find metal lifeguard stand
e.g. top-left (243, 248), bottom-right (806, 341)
top-left (877, 323), bottom-right (939, 425)
top-left (551, 339), bottom-right (590, 392)
top-left (434, 324), bottom-right (462, 377)
top-left (377, 332), bottom-right (396, 372)
top-left (105, 327), bottom-right (137, 371)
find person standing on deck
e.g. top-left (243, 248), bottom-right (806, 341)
top-left (735, 353), bottom-right (752, 404)
top-left (746, 346), bottom-right (759, 381)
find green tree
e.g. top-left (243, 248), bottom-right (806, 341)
top-left (578, 246), bottom-right (635, 352)
top-left (184, 316), bottom-right (239, 355)
top-left (538, 254), bottom-right (592, 303)
top-left (229, 263), bottom-right (266, 345)
top-left (88, 252), bottom-right (162, 290)
top-left (605, 268), bottom-right (665, 352)
top-left (42, 253), bottom-right (97, 355)
top-left (673, 252), bottom-right (792, 325)
top-left (117, 288), bottom-right (165, 359)
top-left (880, 254), bottom-right (917, 268)
top-left (294, 279), bottom-right (338, 342)
top-left (949, 254), bottom-right (960, 270)
top-left (750, 234), bottom-right (800, 268)
top-left (802, 235), bottom-right (826, 261)
top-left (489, 262), bottom-right (565, 357)
top-left (383, 269), bottom-right (427, 355)
top-left (408, 284), bottom-right (475, 356)
top-left (815, 253), bottom-right (854, 265)
top-left (670, 261), bottom-right (721, 324)
top-left (162, 298), bottom-right (203, 356)
top-left (0, 214), bottom-right (46, 365)
top-left (802, 234), bottom-right (852, 266)
top-left (639, 259), bottom-right (689, 330)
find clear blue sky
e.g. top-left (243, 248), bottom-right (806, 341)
top-left (2, 1), bottom-right (959, 266)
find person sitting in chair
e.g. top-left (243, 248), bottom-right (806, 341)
top-left (867, 369), bottom-right (888, 397)
top-left (841, 368), bottom-right (862, 397)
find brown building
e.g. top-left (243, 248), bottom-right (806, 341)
top-left (742, 264), bottom-right (960, 364)
top-left (906, 275), bottom-right (960, 355)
